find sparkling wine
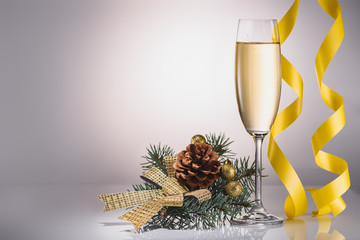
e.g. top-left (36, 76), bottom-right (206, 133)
top-left (233, 19), bottom-right (284, 226)
top-left (235, 42), bottom-right (281, 134)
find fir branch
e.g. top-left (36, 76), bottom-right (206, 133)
top-left (132, 182), bottom-right (160, 191)
top-left (141, 155), bottom-right (255, 230)
top-left (141, 143), bottom-right (175, 174)
top-left (131, 133), bottom-right (256, 230)
top-left (233, 166), bottom-right (255, 181)
top-left (205, 133), bottom-right (235, 159)
top-left (230, 202), bottom-right (253, 207)
top-left (188, 211), bottom-right (210, 218)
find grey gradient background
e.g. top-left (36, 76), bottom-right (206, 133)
top-left (0, 0), bottom-right (359, 195)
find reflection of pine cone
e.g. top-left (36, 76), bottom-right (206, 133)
top-left (173, 143), bottom-right (221, 189)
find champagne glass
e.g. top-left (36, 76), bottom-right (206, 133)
top-left (233, 19), bottom-right (284, 225)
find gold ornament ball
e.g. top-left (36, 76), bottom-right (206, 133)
top-left (225, 181), bottom-right (243, 198)
top-left (191, 134), bottom-right (206, 144)
top-left (224, 159), bottom-right (231, 165)
top-left (220, 160), bottom-right (236, 180)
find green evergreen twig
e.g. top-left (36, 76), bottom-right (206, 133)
top-left (140, 144), bottom-right (175, 174)
top-left (132, 133), bottom-right (255, 230)
top-left (205, 132), bottom-right (235, 159)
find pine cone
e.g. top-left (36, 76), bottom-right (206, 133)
top-left (173, 143), bottom-right (221, 189)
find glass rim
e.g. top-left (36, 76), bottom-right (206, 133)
top-left (238, 18), bottom-right (278, 22)
top-left (236, 18), bottom-right (280, 43)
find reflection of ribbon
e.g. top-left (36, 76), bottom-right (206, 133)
top-left (98, 156), bottom-right (211, 229)
top-left (284, 216), bottom-right (345, 240)
top-left (268, 0), bottom-right (350, 218)
top-left (285, 219), bottom-right (307, 240)
top-left (267, 0), bottom-right (307, 219)
top-left (306, 0), bottom-right (350, 217)
top-left (315, 216), bottom-right (345, 240)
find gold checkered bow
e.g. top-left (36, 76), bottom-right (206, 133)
top-left (98, 156), bottom-right (211, 229)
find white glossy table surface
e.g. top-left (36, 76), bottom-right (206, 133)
top-left (1, 184), bottom-right (359, 240)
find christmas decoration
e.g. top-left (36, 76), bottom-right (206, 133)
top-left (98, 133), bottom-right (255, 230)
top-left (191, 134), bottom-right (207, 144)
top-left (220, 159), bottom-right (236, 180)
top-left (174, 143), bottom-right (221, 189)
top-left (225, 181), bottom-right (243, 198)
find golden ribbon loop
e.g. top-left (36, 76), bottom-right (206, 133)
top-left (267, 0), bottom-right (307, 219)
top-left (305, 0), bottom-right (350, 217)
top-left (165, 155), bottom-right (177, 178)
top-left (98, 189), bottom-right (162, 212)
top-left (98, 156), bottom-right (211, 229)
top-left (268, 0), bottom-right (350, 219)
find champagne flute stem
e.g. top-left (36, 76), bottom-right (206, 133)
top-left (253, 134), bottom-right (265, 209)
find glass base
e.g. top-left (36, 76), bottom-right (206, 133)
top-left (232, 206), bottom-right (285, 226)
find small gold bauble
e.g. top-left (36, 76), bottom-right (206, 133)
top-left (191, 134), bottom-right (206, 144)
top-left (224, 159), bottom-right (232, 165)
top-left (220, 160), bottom-right (236, 180)
top-left (225, 181), bottom-right (243, 198)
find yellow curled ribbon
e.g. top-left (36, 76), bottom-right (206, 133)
top-left (306, 0), bottom-right (350, 216)
top-left (268, 0), bottom-right (350, 218)
top-left (267, 0), bottom-right (307, 219)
